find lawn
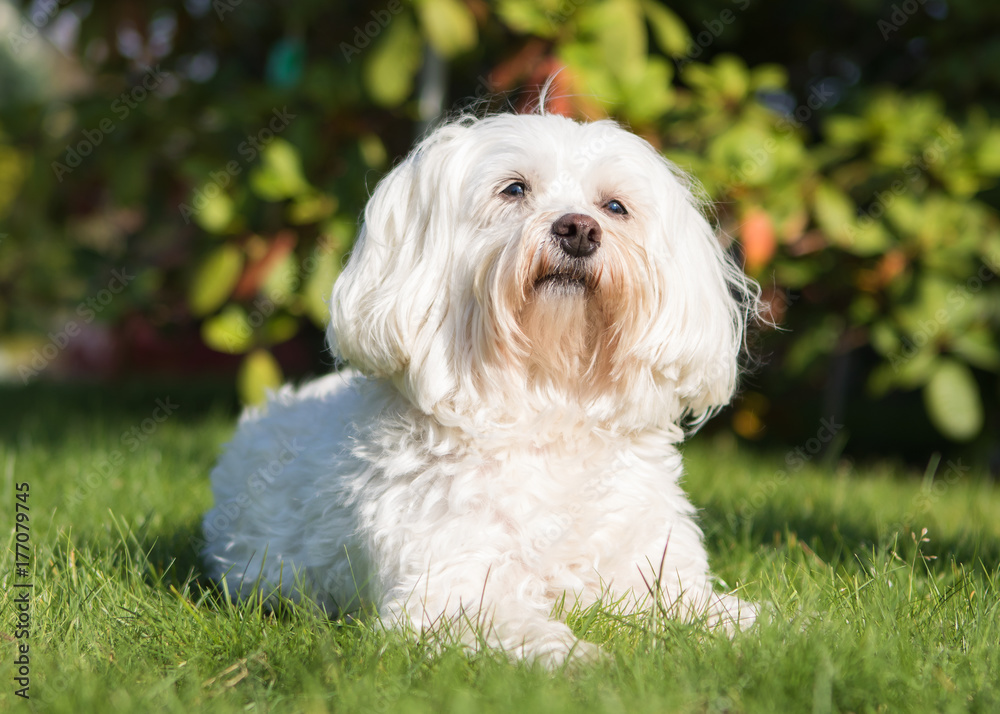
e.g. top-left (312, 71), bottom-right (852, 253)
top-left (2, 382), bottom-right (998, 713)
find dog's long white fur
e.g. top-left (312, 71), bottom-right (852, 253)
top-left (203, 112), bottom-right (759, 665)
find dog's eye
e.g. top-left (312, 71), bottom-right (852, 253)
top-left (501, 181), bottom-right (528, 199)
top-left (604, 199), bottom-right (628, 216)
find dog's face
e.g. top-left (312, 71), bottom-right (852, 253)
top-left (330, 113), bottom-right (755, 434)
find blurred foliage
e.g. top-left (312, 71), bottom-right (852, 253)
top-left (0, 0), bottom-right (998, 454)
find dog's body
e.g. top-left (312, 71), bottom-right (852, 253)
top-left (203, 111), bottom-right (758, 664)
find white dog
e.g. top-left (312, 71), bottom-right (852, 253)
top-left (203, 111), bottom-right (759, 665)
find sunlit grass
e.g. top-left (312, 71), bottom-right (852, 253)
top-left (1, 383), bottom-right (998, 713)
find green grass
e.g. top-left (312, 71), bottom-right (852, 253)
top-left (2, 382), bottom-right (998, 713)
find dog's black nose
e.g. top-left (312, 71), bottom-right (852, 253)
top-left (552, 213), bottom-right (601, 258)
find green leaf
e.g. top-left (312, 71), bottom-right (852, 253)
top-left (824, 115), bottom-right (868, 148)
top-left (784, 317), bottom-right (840, 374)
top-left (359, 134), bottom-right (387, 168)
top-left (849, 294), bottom-right (879, 325)
top-left (238, 349), bottom-right (283, 406)
top-left (201, 305), bottom-right (254, 354)
top-left (262, 253), bottom-right (299, 305)
top-left (321, 216), bottom-right (359, 254)
top-left (950, 328), bottom-right (1000, 370)
top-left (415, 0), bottom-right (478, 59)
top-left (870, 320), bottom-right (901, 356)
top-left (813, 182), bottom-right (856, 245)
top-left (895, 275), bottom-right (966, 340)
top-left (774, 259), bottom-right (822, 289)
top-left (680, 61), bottom-right (715, 93)
top-left (708, 124), bottom-right (774, 186)
top-left (749, 64), bottom-right (788, 91)
top-left (261, 314), bottom-right (300, 345)
top-left (890, 349), bottom-right (940, 391)
top-left (189, 245), bottom-right (244, 317)
top-left (192, 186), bottom-right (235, 234)
top-left (846, 219), bottom-right (892, 256)
top-left (976, 129), bottom-right (1000, 175)
top-left (0, 144), bottom-right (28, 219)
top-left (288, 192), bottom-right (338, 225)
top-left (496, 0), bottom-right (559, 36)
top-left (578, 0), bottom-right (647, 84)
top-left (885, 195), bottom-right (923, 239)
top-left (249, 139), bottom-right (311, 202)
top-left (559, 42), bottom-right (621, 104)
top-left (363, 14), bottom-right (422, 106)
top-left (923, 359), bottom-right (983, 441)
top-left (869, 347), bottom-right (939, 396)
top-left (714, 54), bottom-right (749, 103)
top-left (303, 247), bottom-right (341, 327)
top-left (642, 1), bottom-right (689, 56)
top-left (622, 56), bottom-right (674, 121)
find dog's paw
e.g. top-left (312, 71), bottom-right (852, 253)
top-left (704, 591), bottom-right (758, 635)
top-left (521, 634), bottom-right (602, 669)
top-left (565, 639), bottom-right (603, 666)
top-left (504, 620), bottom-right (602, 668)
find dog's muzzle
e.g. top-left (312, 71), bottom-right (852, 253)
top-left (531, 213), bottom-right (603, 293)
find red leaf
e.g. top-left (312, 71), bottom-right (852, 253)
top-left (740, 208), bottom-right (776, 272)
top-left (233, 230), bottom-right (297, 299)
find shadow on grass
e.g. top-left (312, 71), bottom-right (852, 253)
top-left (0, 379), bottom-right (241, 447)
top-left (700, 501), bottom-right (1000, 573)
top-left (139, 519), bottom-right (212, 590)
top-left (132, 519), bottom-right (364, 625)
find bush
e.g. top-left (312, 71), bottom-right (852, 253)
top-left (0, 0), bottom-right (997, 451)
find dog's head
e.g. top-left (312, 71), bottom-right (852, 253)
top-left (329, 113), bottom-right (757, 435)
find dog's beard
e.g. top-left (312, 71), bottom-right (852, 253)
top-left (531, 248), bottom-right (603, 296)
top-left (519, 285), bottom-right (594, 386)
top-left (493, 231), bottom-right (636, 397)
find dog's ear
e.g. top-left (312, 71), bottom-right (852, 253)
top-left (328, 125), bottom-right (466, 410)
top-left (644, 167), bottom-right (759, 428)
